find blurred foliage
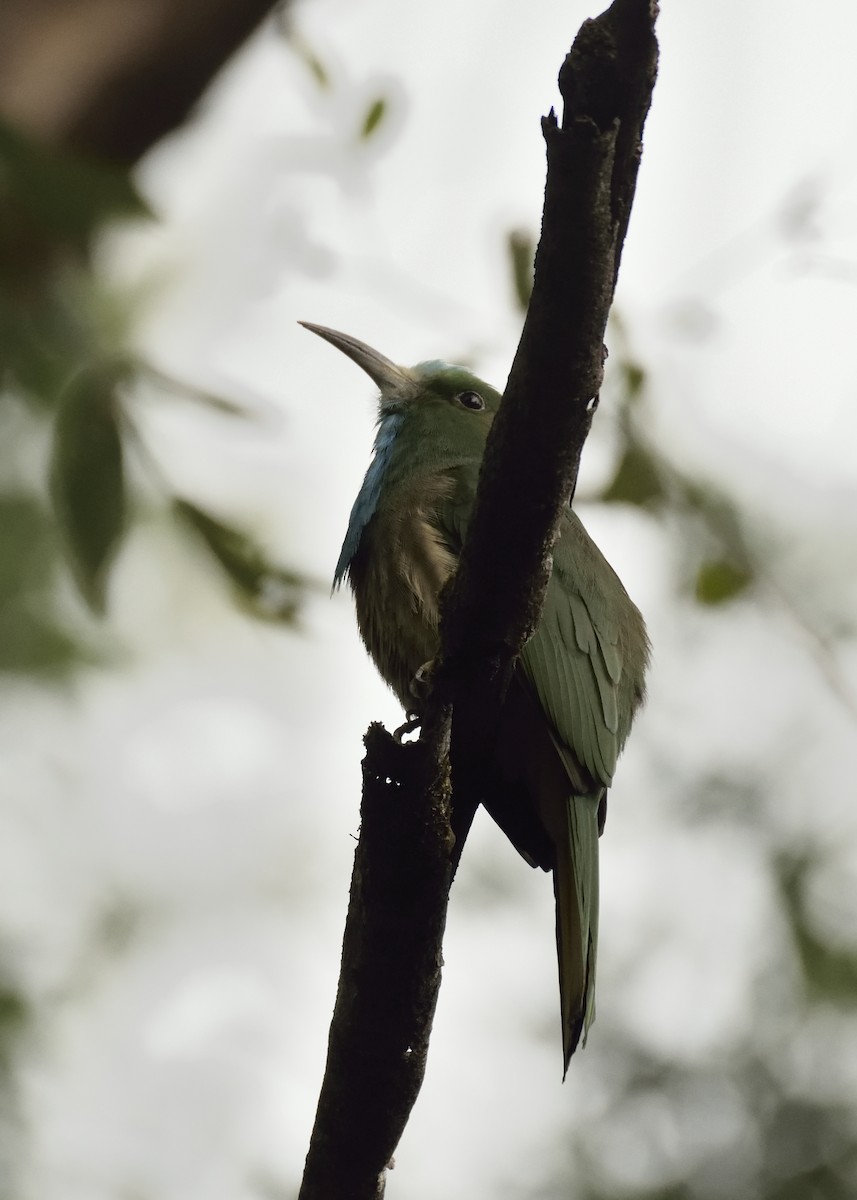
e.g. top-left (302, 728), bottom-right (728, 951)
top-left (0, 117), bottom-right (309, 666)
top-left (694, 558), bottom-right (752, 606)
top-left (282, 25), bottom-right (331, 89)
top-left (361, 96), bottom-right (388, 140)
top-left (0, 492), bottom-right (80, 673)
top-left (507, 227), bottom-right (536, 313)
top-left (1, 36), bottom-right (855, 1198)
top-left (0, 982), bottom-right (27, 1200)
top-left (601, 440), bottom-right (665, 510)
top-left (517, 313), bottom-right (857, 1200)
top-left (174, 500), bottom-right (308, 622)
top-left (49, 361), bottom-right (128, 613)
top-left (545, 1027), bottom-right (857, 1200)
top-left (0, 114), bottom-right (315, 1190)
top-left (597, 329), bottom-right (761, 611)
top-left (0, 119), bottom-right (146, 274)
top-left (778, 854), bottom-right (857, 1005)
top-left (277, 15), bottom-right (397, 151)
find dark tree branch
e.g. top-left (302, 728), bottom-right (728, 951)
top-left (299, 715), bottom-right (452, 1200)
top-left (301, 2), bottom-right (658, 1196)
top-left (440, 0), bottom-right (659, 854)
top-left (0, 0), bottom-right (285, 165)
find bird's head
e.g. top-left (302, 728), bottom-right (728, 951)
top-left (302, 322), bottom-right (502, 588)
top-left (299, 323), bottom-right (502, 439)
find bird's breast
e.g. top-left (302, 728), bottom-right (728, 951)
top-left (347, 472), bottom-right (458, 707)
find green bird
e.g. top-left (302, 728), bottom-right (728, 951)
top-left (302, 322), bottom-right (650, 1072)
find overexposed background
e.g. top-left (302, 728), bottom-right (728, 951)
top-left (5, 1), bottom-right (857, 1197)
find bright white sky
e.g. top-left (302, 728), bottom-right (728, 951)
top-left (6, 1), bottom-right (857, 1198)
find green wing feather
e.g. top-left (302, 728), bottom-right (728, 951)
top-left (434, 467), bottom-right (646, 1071)
top-left (521, 516), bottom-right (624, 788)
top-left (520, 510), bottom-right (647, 1067)
top-left (516, 516), bottom-right (618, 1066)
top-left (434, 473), bottom-right (632, 789)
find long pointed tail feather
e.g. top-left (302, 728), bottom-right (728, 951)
top-left (554, 792), bottom-right (600, 1076)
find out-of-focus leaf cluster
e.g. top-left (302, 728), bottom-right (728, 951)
top-left (49, 361), bottom-right (128, 614)
top-left (278, 17), bottom-right (393, 145)
top-left (520, 306), bottom-right (857, 1200)
top-left (504, 230), bottom-right (781, 613)
top-left (0, 492), bottom-right (80, 674)
top-left (598, 334), bottom-right (755, 610)
top-left (536, 848), bottom-right (857, 1200)
top-left (498, 243), bottom-right (857, 1196)
top-left (0, 120), bottom-right (309, 674)
top-left (505, 233), bottom-right (754, 613)
top-left (507, 228), bottom-right (536, 313)
top-left (778, 853), bottom-right (857, 1004)
top-left (551, 1031), bottom-right (857, 1200)
top-left (0, 121), bottom-right (146, 407)
top-left (175, 501), bottom-right (307, 622)
top-left (0, 979), bottom-right (27, 1194)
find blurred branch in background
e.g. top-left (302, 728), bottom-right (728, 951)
top-left (0, 119), bottom-right (310, 654)
top-left (0, 0), bottom-right (318, 645)
top-left (0, 0), bottom-right (284, 164)
top-left (0, 9), bottom-right (303, 1191)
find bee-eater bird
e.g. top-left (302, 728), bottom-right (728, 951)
top-left (301, 321), bottom-right (650, 1072)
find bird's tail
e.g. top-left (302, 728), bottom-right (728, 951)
top-left (554, 791), bottom-right (601, 1077)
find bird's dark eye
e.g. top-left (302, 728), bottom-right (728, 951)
top-left (456, 390), bottom-right (485, 411)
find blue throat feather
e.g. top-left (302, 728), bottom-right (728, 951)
top-left (333, 411), bottom-right (404, 589)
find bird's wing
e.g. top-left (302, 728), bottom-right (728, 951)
top-left (517, 514), bottom-right (627, 1069)
top-left (436, 473), bottom-right (623, 791)
top-left (429, 460), bottom-right (477, 554)
top-left (435, 471), bottom-right (616, 1069)
top-left (519, 523), bottom-right (623, 791)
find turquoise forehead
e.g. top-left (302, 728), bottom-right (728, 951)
top-left (412, 360), bottom-right (497, 395)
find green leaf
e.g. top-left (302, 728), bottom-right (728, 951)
top-left (139, 362), bottom-right (257, 418)
top-left (0, 119), bottom-right (148, 256)
top-left (175, 500), bottom-right (305, 622)
top-left (600, 442), bottom-right (665, 509)
top-left (304, 52), bottom-right (330, 89)
top-left (777, 854), bottom-right (857, 1003)
top-left (282, 27), bottom-right (331, 89)
top-left (507, 228), bottom-right (535, 312)
top-left (361, 97), bottom-right (387, 140)
top-left (0, 989), bottom-right (27, 1033)
top-left (619, 358), bottom-right (646, 402)
top-left (0, 291), bottom-right (82, 406)
top-left (0, 493), bottom-right (86, 674)
top-left (0, 609), bottom-right (81, 674)
top-left (50, 363), bottom-right (128, 613)
top-left (694, 559), bottom-right (752, 605)
top-left (0, 495), bottom-right (57, 603)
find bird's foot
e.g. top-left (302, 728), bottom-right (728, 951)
top-left (410, 659), bottom-right (435, 702)
top-left (393, 661), bottom-right (436, 742)
top-left (393, 712), bottom-right (422, 743)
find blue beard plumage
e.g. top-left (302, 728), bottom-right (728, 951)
top-left (333, 411), bottom-right (403, 590)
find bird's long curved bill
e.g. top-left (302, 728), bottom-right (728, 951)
top-left (298, 322), bottom-right (413, 396)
